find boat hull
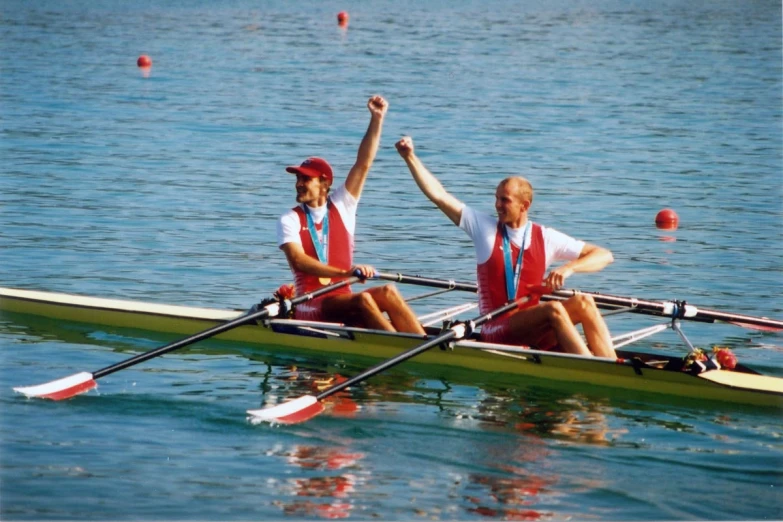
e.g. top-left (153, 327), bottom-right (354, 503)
top-left (2, 287), bottom-right (781, 408)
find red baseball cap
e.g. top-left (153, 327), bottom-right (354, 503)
top-left (286, 157), bottom-right (333, 183)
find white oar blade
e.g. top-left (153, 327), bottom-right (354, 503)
top-left (13, 372), bottom-right (96, 401)
top-left (247, 395), bottom-right (324, 425)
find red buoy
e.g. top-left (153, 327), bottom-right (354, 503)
top-left (337, 11), bottom-right (349, 27)
top-left (137, 55), bottom-right (152, 67)
top-left (655, 208), bottom-right (679, 230)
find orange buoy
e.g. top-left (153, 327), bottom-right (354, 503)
top-left (137, 55), bottom-right (152, 67)
top-left (655, 208), bottom-right (679, 230)
top-left (337, 11), bottom-right (349, 27)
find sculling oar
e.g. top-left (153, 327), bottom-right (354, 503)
top-left (378, 272), bottom-right (782, 332)
top-left (13, 277), bottom-right (360, 401)
top-left (247, 290), bottom-right (545, 425)
top-left (542, 289), bottom-right (783, 332)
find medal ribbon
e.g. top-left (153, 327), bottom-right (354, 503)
top-left (501, 222), bottom-right (530, 302)
top-left (304, 204), bottom-right (329, 265)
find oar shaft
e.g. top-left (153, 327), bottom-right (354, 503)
top-left (94, 277), bottom-right (359, 379)
top-left (697, 309), bottom-right (783, 329)
top-left (544, 289), bottom-right (783, 330)
top-left (380, 271), bottom-right (782, 330)
top-left (375, 272), bottom-right (478, 293)
top-left (315, 330), bottom-right (457, 400)
top-left (93, 310), bottom-right (261, 379)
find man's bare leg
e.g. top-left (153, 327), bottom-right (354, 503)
top-left (322, 292), bottom-right (396, 332)
top-left (364, 285), bottom-right (426, 335)
top-left (559, 295), bottom-right (616, 358)
top-left (507, 302), bottom-right (592, 356)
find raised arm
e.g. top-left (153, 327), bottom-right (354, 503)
top-left (395, 136), bottom-right (464, 226)
top-left (344, 95), bottom-right (388, 198)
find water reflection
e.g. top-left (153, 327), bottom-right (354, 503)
top-left (269, 444), bottom-right (364, 520)
top-left (259, 363), bottom-right (629, 449)
top-left (259, 367), bottom-right (365, 519)
top-left (256, 364), bottom-right (749, 520)
top-left (462, 387), bottom-right (628, 446)
top-left (451, 391), bottom-right (625, 519)
top-left (465, 469), bottom-right (555, 520)
top-left (518, 404), bottom-right (627, 446)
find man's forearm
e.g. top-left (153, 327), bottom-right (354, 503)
top-left (569, 246), bottom-right (614, 274)
top-left (291, 254), bottom-right (353, 278)
top-left (355, 115), bottom-right (384, 170)
top-left (405, 154), bottom-right (446, 202)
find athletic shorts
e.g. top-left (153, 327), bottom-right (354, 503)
top-left (479, 316), bottom-right (515, 344)
top-left (293, 298), bottom-right (326, 321)
top-left (479, 315), bottom-right (557, 351)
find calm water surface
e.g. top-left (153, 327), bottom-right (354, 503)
top-left (1, 0), bottom-right (781, 520)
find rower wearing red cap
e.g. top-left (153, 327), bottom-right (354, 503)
top-left (277, 96), bottom-right (425, 335)
top-left (395, 135), bottom-right (616, 357)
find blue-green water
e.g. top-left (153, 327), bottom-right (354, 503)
top-left (1, 0), bottom-right (782, 520)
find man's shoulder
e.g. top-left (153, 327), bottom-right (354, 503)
top-left (279, 206), bottom-right (301, 223)
top-left (537, 222), bottom-right (571, 238)
top-left (461, 204), bottom-right (495, 226)
top-left (538, 223), bottom-right (584, 252)
top-left (278, 206), bottom-right (304, 247)
top-left (328, 184), bottom-right (358, 222)
top-left (329, 184), bottom-right (355, 206)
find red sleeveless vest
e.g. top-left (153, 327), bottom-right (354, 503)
top-left (292, 200), bottom-right (353, 297)
top-left (476, 222), bottom-right (546, 314)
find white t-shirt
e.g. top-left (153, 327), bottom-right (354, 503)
top-left (458, 204), bottom-right (585, 266)
top-left (277, 184), bottom-right (359, 247)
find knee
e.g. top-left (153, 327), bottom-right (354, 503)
top-left (543, 301), bottom-right (569, 323)
top-left (379, 284), bottom-right (403, 302)
top-left (571, 294), bottom-right (596, 313)
top-left (355, 291), bottom-right (380, 312)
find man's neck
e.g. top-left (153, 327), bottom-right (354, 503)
top-left (505, 215), bottom-right (528, 230)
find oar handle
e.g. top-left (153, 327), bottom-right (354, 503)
top-left (315, 296), bottom-right (528, 401)
top-left (93, 277), bottom-right (360, 379)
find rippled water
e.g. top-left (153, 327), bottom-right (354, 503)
top-left (1, 0), bottom-right (782, 520)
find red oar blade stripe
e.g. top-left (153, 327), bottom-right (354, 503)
top-left (247, 395), bottom-right (324, 425)
top-left (13, 372), bottom-right (97, 401)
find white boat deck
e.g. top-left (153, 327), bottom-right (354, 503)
top-left (0, 287), bottom-right (242, 321)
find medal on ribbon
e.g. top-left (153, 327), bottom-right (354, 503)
top-left (502, 222), bottom-right (530, 302)
top-left (304, 205), bottom-right (331, 286)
